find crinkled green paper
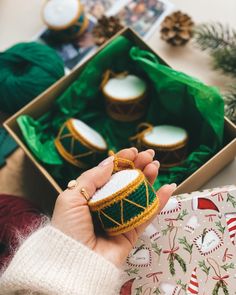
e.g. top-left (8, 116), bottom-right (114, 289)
top-left (17, 35), bottom-right (224, 190)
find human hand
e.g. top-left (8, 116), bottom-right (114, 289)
top-left (51, 148), bottom-right (176, 267)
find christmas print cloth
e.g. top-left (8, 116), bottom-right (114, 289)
top-left (121, 185), bottom-right (236, 295)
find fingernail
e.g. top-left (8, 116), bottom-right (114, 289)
top-left (147, 149), bottom-right (155, 157)
top-left (98, 156), bottom-right (114, 167)
top-left (152, 160), bottom-right (160, 168)
top-left (170, 183), bottom-right (177, 189)
top-left (130, 147), bottom-right (138, 154)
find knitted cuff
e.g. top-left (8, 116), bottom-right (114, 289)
top-left (0, 225), bottom-right (121, 295)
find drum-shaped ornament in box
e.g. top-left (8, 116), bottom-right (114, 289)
top-left (42, 0), bottom-right (89, 42)
top-left (88, 169), bottom-right (159, 235)
top-left (101, 71), bottom-right (148, 122)
top-left (131, 124), bottom-right (189, 169)
top-left (55, 118), bottom-right (108, 169)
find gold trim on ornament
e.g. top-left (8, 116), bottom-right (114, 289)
top-left (76, 15), bottom-right (89, 36)
top-left (109, 150), bottom-right (135, 172)
top-left (70, 15), bottom-right (89, 38)
top-left (129, 122), bottom-right (154, 146)
top-left (105, 196), bottom-right (159, 236)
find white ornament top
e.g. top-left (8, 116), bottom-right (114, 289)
top-left (143, 125), bottom-right (188, 147)
top-left (43, 0), bottom-right (81, 29)
top-left (71, 119), bottom-right (107, 150)
top-left (103, 75), bottom-right (147, 101)
top-left (90, 170), bottom-right (139, 203)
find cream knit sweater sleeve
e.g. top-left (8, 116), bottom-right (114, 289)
top-left (0, 225), bottom-right (121, 295)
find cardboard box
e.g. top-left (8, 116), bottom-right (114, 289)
top-left (121, 185), bottom-right (236, 295)
top-left (4, 28), bottom-right (236, 195)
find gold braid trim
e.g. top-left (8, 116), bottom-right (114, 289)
top-left (89, 169), bottom-right (144, 211)
top-left (106, 195), bottom-right (159, 236)
top-left (109, 150), bottom-right (135, 172)
top-left (129, 122), bottom-right (153, 146)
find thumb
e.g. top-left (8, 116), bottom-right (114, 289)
top-left (156, 183), bottom-right (177, 212)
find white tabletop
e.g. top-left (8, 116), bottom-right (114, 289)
top-left (0, 0), bottom-right (235, 193)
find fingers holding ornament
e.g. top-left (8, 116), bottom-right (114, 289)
top-left (54, 147), bottom-right (171, 239)
top-left (142, 160), bottom-right (160, 185)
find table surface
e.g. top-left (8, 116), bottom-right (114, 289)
top-left (0, 0), bottom-right (235, 208)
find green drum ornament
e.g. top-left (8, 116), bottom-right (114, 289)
top-left (55, 118), bottom-right (108, 169)
top-left (42, 0), bottom-right (89, 42)
top-left (88, 169), bottom-right (159, 236)
top-left (131, 123), bottom-right (189, 169)
top-left (101, 70), bottom-right (148, 122)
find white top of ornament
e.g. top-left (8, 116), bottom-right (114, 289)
top-left (103, 75), bottom-right (146, 101)
top-left (90, 169), bottom-right (139, 203)
top-left (43, 0), bottom-right (80, 29)
top-left (71, 119), bottom-right (107, 150)
top-left (144, 125), bottom-right (188, 147)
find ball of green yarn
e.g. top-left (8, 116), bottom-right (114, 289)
top-left (0, 42), bottom-right (65, 114)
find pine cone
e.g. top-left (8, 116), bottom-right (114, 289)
top-left (160, 11), bottom-right (194, 46)
top-left (92, 16), bottom-right (124, 46)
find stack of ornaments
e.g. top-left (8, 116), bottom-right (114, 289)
top-left (120, 185), bottom-right (236, 295)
